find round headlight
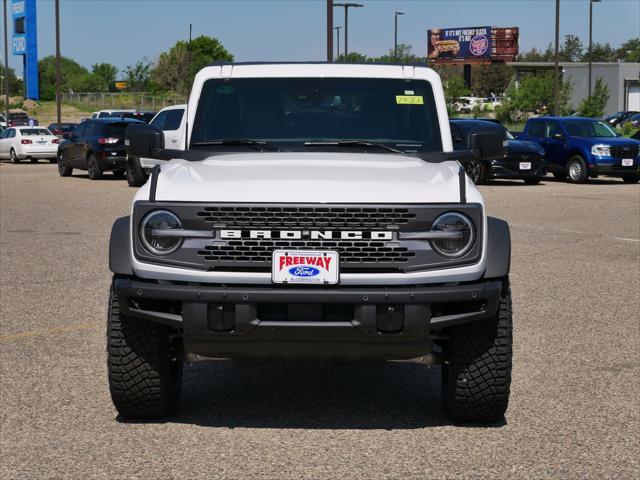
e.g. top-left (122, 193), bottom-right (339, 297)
top-left (140, 210), bottom-right (183, 255)
top-left (430, 212), bottom-right (474, 257)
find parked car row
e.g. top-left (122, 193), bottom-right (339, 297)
top-left (0, 126), bottom-right (59, 163)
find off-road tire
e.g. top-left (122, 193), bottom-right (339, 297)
top-left (10, 148), bottom-right (19, 164)
top-left (442, 284), bottom-right (513, 422)
top-left (567, 155), bottom-right (588, 184)
top-left (87, 153), bottom-right (103, 180)
top-left (622, 173), bottom-right (639, 184)
top-left (125, 157), bottom-right (147, 187)
top-left (57, 151), bottom-right (72, 177)
top-left (107, 282), bottom-right (183, 419)
top-left (524, 178), bottom-right (541, 185)
top-left (464, 159), bottom-right (486, 185)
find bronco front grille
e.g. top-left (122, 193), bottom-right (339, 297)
top-left (610, 145), bottom-right (639, 159)
top-left (196, 206), bottom-right (416, 229)
top-left (132, 202), bottom-right (484, 273)
top-left (197, 239), bottom-right (414, 264)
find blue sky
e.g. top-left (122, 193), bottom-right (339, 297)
top-left (5, 0), bottom-right (640, 73)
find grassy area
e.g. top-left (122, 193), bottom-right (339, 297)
top-left (18, 100), bottom-right (91, 125)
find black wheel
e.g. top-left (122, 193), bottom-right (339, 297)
top-left (57, 151), bottom-right (72, 177)
top-left (107, 281), bottom-right (183, 419)
top-left (442, 283), bottom-right (513, 422)
top-left (567, 155), bottom-right (588, 184)
top-left (552, 171), bottom-right (567, 180)
top-left (87, 153), bottom-right (103, 180)
top-left (463, 160), bottom-right (486, 185)
top-left (112, 168), bottom-right (126, 179)
top-left (524, 177), bottom-right (541, 185)
top-left (125, 157), bottom-right (147, 187)
top-left (622, 173), bottom-right (639, 184)
top-left (9, 148), bottom-right (19, 164)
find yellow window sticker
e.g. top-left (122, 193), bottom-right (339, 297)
top-left (396, 95), bottom-right (424, 105)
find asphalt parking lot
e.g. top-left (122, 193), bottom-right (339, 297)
top-left (1, 163), bottom-right (638, 479)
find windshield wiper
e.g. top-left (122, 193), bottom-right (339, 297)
top-left (304, 140), bottom-right (404, 154)
top-left (190, 139), bottom-right (280, 151)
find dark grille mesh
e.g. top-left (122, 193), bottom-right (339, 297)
top-left (196, 206), bottom-right (416, 229)
top-left (197, 239), bottom-right (414, 264)
top-left (610, 145), bottom-right (639, 159)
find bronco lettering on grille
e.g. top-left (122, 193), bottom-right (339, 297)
top-left (219, 230), bottom-right (393, 240)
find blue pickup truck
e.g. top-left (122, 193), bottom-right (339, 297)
top-left (518, 117), bottom-right (640, 183)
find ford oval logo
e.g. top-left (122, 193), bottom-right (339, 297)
top-left (288, 266), bottom-right (320, 277)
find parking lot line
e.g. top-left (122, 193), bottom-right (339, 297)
top-left (0, 321), bottom-right (102, 343)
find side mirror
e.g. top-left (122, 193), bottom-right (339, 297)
top-left (125, 124), bottom-right (164, 158)
top-left (553, 132), bottom-right (565, 140)
top-left (467, 124), bottom-right (507, 160)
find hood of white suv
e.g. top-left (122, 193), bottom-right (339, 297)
top-left (136, 152), bottom-right (482, 205)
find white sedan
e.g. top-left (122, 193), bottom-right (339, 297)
top-left (0, 126), bottom-right (61, 163)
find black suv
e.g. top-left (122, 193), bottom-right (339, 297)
top-left (56, 118), bottom-right (143, 179)
top-left (451, 119), bottom-right (547, 185)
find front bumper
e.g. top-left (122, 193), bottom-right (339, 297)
top-left (487, 158), bottom-right (547, 179)
top-left (590, 160), bottom-right (639, 177)
top-left (114, 276), bottom-right (503, 359)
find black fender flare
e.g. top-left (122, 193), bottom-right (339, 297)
top-left (483, 216), bottom-right (511, 279)
top-left (109, 216), bottom-right (133, 275)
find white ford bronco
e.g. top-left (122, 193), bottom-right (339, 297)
top-left (108, 62), bottom-right (512, 422)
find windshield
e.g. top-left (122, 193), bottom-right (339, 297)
top-left (564, 120), bottom-right (618, 138)
top-left (190, 77), bottom-right (442, 153)
top-left (21, 128), bottom-right (51, 136)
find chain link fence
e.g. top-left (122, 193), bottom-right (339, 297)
top-left (60, 92), bottom-right (186, 111)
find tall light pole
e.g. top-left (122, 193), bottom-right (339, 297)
top-left (394, 11), bottom-right (404, 62)
top-left (3, 0), bottom-right (9, 124)
top-left (326, 0), bottom-right (333, 62)
top-left (588, 0), bottom-right (601, 96)
top-left (333, 3), bottom-right (363, 60)
top-left (334, 26), bottom-right (342, 61)
top-left (55, 0), bottom-right (61, 127)
top-left (553, 0), bottom-right (561, 116)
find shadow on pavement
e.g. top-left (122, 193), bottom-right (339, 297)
top-left (118, 360), bottom-right (507, 430)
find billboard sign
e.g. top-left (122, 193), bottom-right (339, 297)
top-left (428, 26), bottom-right (492, 62)
top-left (11, 0), bottom-right (38, 100)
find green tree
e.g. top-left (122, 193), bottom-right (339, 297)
top-left (617, 38), bottom-right (640, 62)
top-left (371, 44), bottom-right (424, 63)
top-left (124, 59), bottom-right (153, 91)
top-left (443, 77), bottom-right (470, 115)
top-left (471, 63), bottom-right (512, 97)
top-left (336, 52), bottom-right (369, 63)
top-left (0, 65), bottom-right (22, 97)
top-left (560, 35), bottom-right (584, 62)
top-left (581, 42), bottom-right (617, 62)
top-left (517, 43), bottom-right (555, 62)
top-left (91, 63), bottom-right (118, 92)
top-left (578, 77), bottom-right (609, 117)
top-left (69, 73), bottom-right (103, 93)
top-left (38, 55), bottom-right (88, 100)
top-left (151, 35), bottom-right (233, 95)
top-left (503, 72), bottom-right (572, 118)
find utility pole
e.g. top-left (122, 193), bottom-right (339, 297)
top-left (3, 0), bottom-right (9, 124)
top-left (334, 3), bottom-right (363, 60)
top-left (55, 0), bottom-right (61, 127)
top-left (553, 0), bottom-right (561, 116)
top-left (394, 12), bottom-right (404, 62)
top-left (326, 0), bottom-right (333, 62)
top-left (588, 0), bottom-right (601, 96)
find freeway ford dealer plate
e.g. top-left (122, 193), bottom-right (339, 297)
top-left (621, 158), bottom-right (633, 167)
top-left (519, 162), bottom-right (532, 170)
top-left (272, 250), bottom-right (339, 285)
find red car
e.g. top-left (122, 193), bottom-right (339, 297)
top-left (47, 122), bottom-right (79, 139)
